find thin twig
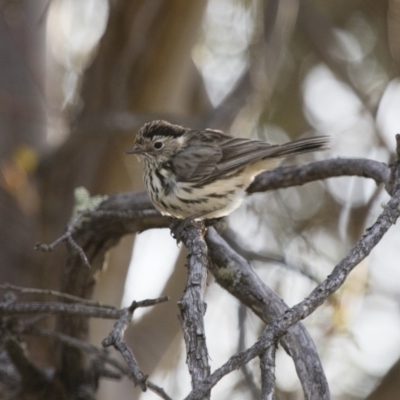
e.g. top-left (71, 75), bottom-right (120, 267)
top-left (131, 297), bottom-right (170, 309)
top-left (35, 208), bottom-right (161, 268)
top-left (0, 283), bottom-right (116, 309)
top-left (34, 210), bottom-right (92, 267)
top-left (104, 308), bottom-right (147, 391)
top-left (102, 297), bottom-right (169, 391)
top-left (147, 381), bottom-right (174, 400)
top-left (0, 301), bottom-right (124, 319)
top-left (66, 234), bottom-right (91, 267)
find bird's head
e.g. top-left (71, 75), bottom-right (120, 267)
top-left (126, 120), bottom-right (187, 164)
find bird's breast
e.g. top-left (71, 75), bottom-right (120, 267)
top-left (143, 166), bottom-right (179, 213)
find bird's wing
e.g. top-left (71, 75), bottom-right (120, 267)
top-left (172, 142), bottom-right (223, 182)
top-left (172, 136), bottom-right (272, 182)
top-left (212, 135), bottom-right (328, 177)
top-left (173, 132), bottom-right (328, 182)
top-left (210, 138), bottom-right (277, 176)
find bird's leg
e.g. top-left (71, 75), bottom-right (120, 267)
top-left (170, 212), bottom-right (224, 243)
top-left (170, 215), bottom-right (204, 243)
top-left (170, 211), bottom-right (215, 243)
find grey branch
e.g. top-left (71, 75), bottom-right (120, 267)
top-left (0, 283), bottom-right (116, 309)
top-left (184, 151), bottom-right (400, 400)
top-left (103, 307), bottom-right (147, 390)
top-left (171, 220), bottom-right (211, 398)
top-left (0, 301), bottom-right (124, 319)
top-left (102, 297), bottom-right (169, 391)
top-left (35, 209), bottom-right (93, 267)
top-left (247, 158), bottom-right (390, 194)
top-left (260, 344), bottom-right (277, 400)
top-left (35, 208), bottom-right (162, 268)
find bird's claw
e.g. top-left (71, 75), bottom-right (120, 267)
top-left (169, 218), bottom-right (205, 243)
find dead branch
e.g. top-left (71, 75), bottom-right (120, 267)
top-left (0, 283), bottom-right (116, 309)
top-left (0, 302), bottom-right (123, 319)
top-left (260, 344), bottom-right (277, 400)
top-left (170, 220), bottom-right (210, 398)
top-left (248, 158), bottom-right (390, 194)
top-left (102, 297), bottom-right (169, 391)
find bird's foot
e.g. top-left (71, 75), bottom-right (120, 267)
top-left (169, 217), bottom-right (205, 243)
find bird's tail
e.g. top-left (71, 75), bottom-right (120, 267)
top-left (272, 136), bottom-right (330, 157)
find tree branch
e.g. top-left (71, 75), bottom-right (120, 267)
top-left (247, 158), bottom-right (390, 194)
top-left (170, 220), bottom-right (211, 398)
top-left (0, 301), bottom-right (124, 319)
top-left (260, 344), bottom-right (277, 400)
top-left (102, 297), bottom-right (169, 391)
top-left (0, 283), bottom-right (116, 309)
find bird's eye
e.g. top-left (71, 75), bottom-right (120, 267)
top-left (154, 141), bottom-right (164, 150)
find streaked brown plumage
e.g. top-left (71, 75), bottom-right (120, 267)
top-left (126, 120), bottom-right (328, 219)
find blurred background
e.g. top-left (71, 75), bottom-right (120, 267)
top-left (1, 0), bottom-right (400, 399)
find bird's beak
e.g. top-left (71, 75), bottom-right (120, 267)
top-left (125, 145), bottom-right (142, 155)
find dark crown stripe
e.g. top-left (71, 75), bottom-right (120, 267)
top-left (141, 120), bottom-right (186, 139)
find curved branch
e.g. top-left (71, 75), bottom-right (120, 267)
top-left (247, 158), bottom-right (390, 194)
top-left (102, 297), bottom-right (169, 391)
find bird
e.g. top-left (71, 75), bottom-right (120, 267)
top-left (126, 120), bottom-right (328, 221)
